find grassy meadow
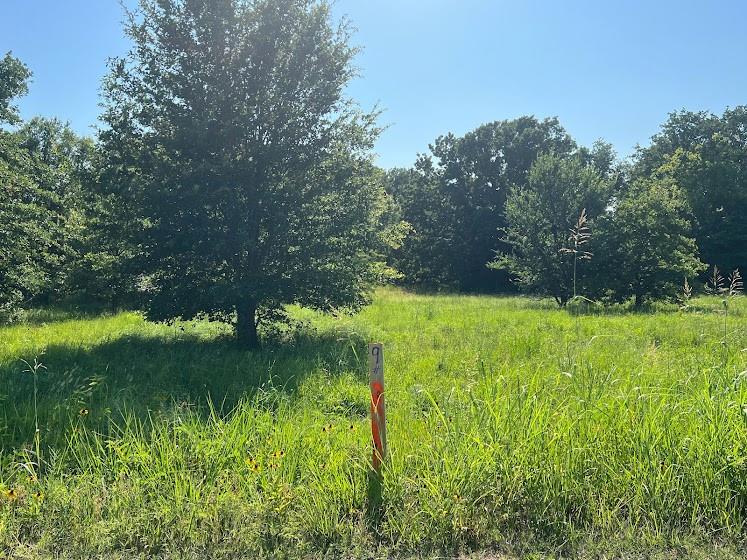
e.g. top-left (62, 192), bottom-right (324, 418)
top-left (1, 288), bottom-right (747, 558)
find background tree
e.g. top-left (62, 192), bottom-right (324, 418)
top-left (14, 117), bottom-right (98, 304)
top-left (0, 138), bottom-right (58, 315)
top-left (0, 52), bottom-right (30, 125)
top-left (65, 177), bottom-right (142, 308)
top-left (634, 108), bottom-right (747, 273)
top-left (427, 117), bottom-right (578, 292)
top-left (493, 153), bottom-right (615, 305)
top-left (368, 169), bottom-right (412, 286)
top-left (389, 117), bottom-right (616, 292)
top-left (384, 163), bottom-right (455, 288)
top-left (101, 0), bottom-right (384, 348)
top-left (0, 56), bottom-right (77, 316)
top-left (590, 178), bottom-right (705, 306)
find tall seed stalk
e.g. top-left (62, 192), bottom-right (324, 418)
top-left (560, 208), bottom-right (593, 301)
top-left (560, 209), bottom-right (593, 349)
top-left (679, 277), bottom-right (693, 310)
top-left (705, 265), bottom-right (724, 297)
top-left (723, 269), bottom-right (743, 365)
top-left (707, 266), bottom-right (743, 368)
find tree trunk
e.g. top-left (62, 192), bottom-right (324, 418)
top-left (236, 302), bottom-right (259, 350)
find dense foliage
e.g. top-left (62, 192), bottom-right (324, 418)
top-left (590, 178), bottom-right (705, 305)
top-left (0, 129), bottom-right (58, 315)
top-left (98, 0), bottom-right (390, 348)
top-left (494, 153), bottom-right (615, 305)
top-left (0, 52), bottom-right (29, 126)
top-left (2, 3), bottom-right (747, 328)
top-left (387, 113), bottom-right (735, 305)
top-left (0, 55), bottom-right (98, 315)
top-left (634, 108), bottom-right (747, 273)
top-left (388, 117), bottom-right (579, 292)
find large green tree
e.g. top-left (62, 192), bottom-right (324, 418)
top-left (591, 178), bottom-right (704, 305)
top-left (101, 0), bottom-right (384, 348)
top-left (494, 153), bottom-right (615, 305)
top-left (385, 162), bottom-right (455, 288)
top-left (634, 108), bottom-right (747, 272)
top-left (15, 117), bottom-right (99, 303)
top-left (0, 138), bottom-right (59, 315)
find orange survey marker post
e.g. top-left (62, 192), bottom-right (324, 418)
top-left (368, 342), bottom-right (387, 472)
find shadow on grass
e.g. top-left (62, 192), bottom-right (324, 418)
top-left (564, 299), bottom-right (671, 316)
top-left (493, 297), bottom-right (666, 315)
top-left (0, 327), bottom-right (368, 452)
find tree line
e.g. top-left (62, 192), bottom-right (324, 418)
top-left (384, 112), bottom-right (745, 305)
top-left (2, 0), bottom-right (746, 347)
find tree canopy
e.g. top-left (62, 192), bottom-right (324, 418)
top-left (590, 178), bottom-right (705, 305)
top-left (635, 108), bottom-right (747, 274)
top-left (493, 153), bottom-right (615, 305)
top-left (0, 52), bottom-right (30, 125)
top-left (1, 57), bottom-right (90, 315)
top-left (100, 0), bottom-right (385, 347)
top-left (388, 117), bottom-right (582, 292)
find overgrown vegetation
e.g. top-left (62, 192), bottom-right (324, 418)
top-left (1, 289), bottom-right (747, 558)
top-left (3, 3), bottom-right (747, 555)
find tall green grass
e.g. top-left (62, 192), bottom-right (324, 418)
top-left (1, 289), bottom-right (746, 558)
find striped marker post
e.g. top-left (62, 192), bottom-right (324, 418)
top-left (367, 342), bottom-right (387, 516)
top-left (368, 342), bottom-right (387, 471)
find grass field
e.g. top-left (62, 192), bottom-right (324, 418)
top-left (1, 288), bottom-right (747, 558)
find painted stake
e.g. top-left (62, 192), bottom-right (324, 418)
top-left (368, 342), bottom-right (387, 472)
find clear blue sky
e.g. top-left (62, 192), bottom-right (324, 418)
top-left (2, 0), bottom-right (746, 168)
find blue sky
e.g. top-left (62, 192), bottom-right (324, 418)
top-left (2, 0), bottom-right (746, 168)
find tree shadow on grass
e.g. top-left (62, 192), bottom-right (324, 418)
top-left (0, 327), bottom-right (368, 452)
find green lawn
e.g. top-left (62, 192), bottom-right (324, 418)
top-left (1, 289), bottom-right (747, 558)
